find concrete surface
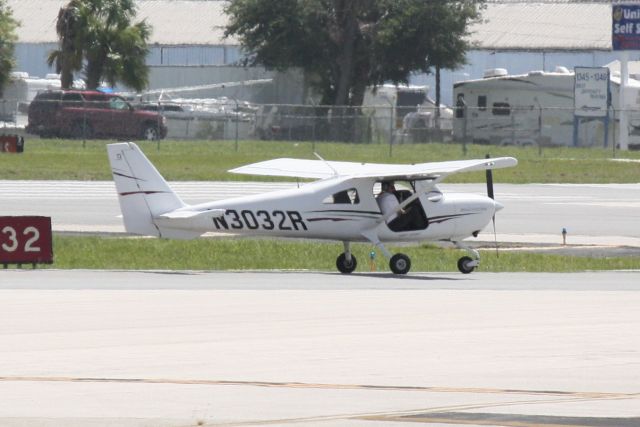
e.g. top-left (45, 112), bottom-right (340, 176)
top-left (0, 270), bottom-right (638, 426)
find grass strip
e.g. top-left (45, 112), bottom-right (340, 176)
top-left (2, 139), bottom-right (639, 183)
top-left (45, 235), bottom-right (640, 272)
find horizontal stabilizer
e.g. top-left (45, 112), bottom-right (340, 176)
top-left (153, 208), bottom-right (227, 239)
top-left (158, 209), bottom-right (226, 220)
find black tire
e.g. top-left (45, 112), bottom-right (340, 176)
top-left (457, 256), bottom-right (476, 274)
top-left (142, 124), bottom-right (159, 141)
top-left (336, 252), bottom-right (357, 274)
top-left (390, 253), bottom-right (411, 275)
top-left (71, 121), bottom-right (92, 139)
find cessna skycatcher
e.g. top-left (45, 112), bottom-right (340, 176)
top-left (107, 142), bottom-right (517, 274)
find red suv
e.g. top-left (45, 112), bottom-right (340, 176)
top-left (27, 90), bottom-right (168, 140)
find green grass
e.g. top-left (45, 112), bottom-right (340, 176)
top-left (6, 139), bottom-right (637, 273)
top-left (46, 235), bottom-right (640, 272)
top-left (2, 138), bottom-right (639, 183)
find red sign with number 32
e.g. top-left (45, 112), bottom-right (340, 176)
top-left (0, 216), bottom-right (53, 264)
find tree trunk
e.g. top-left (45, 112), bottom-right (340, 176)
top-left (330, 1), bottom-right (361, 141)
top-left (435, 65), bottom-right (441, 131)
top-left (85, 53), bottom-right (105, 90)
top-left (60, 47), bottom-right (75, 89)
top-left (57, 6), bottom-right (77, 89)
top-left (435, 65), bottom-right (441, 108)
top-left (333, 0), bottom-right (359, 107)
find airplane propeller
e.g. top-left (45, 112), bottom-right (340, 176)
top-left (485, 154), bottom-right (499, 256)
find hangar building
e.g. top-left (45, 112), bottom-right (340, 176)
top-left (5, 0), bottom-right (630, 105)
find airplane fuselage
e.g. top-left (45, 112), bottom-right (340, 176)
top-left (157, 177), bottom-right (498, 242)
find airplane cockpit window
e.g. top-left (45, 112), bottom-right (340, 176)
top-left (323, 188), bottom-right (360, 204)
top-left (374, 180), bottom-right (428, 232)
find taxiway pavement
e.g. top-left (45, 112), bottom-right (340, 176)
top-left (2, 181), bottom-right (640, 247)
top-left (1, 270), bottom-right (639, 426)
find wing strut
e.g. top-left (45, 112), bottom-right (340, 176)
top-left (313, 152), bottom-right (339, 176)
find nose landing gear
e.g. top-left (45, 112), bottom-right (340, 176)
top-left (454, 241), bottom-right (480, 274)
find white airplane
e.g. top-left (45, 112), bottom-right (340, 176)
top-left (107, 142), bottom-right (517, 274)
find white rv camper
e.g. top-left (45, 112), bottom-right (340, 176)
top-left (363, 85), bottom-right (453, 143)
top-left (0, 72), bottom-right (63, 123)
top-left (453, 66), bottom-right (640, 148)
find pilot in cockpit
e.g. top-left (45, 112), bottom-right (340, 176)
top-left (376, 181), bottom-right (405, 224)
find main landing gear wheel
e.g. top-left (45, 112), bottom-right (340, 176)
top-left (336, 253), bottom-right (357, 274)
top-left (390, 253), bottom-right (411, 275)
top-left (457, 256), bottom-right (476, 274)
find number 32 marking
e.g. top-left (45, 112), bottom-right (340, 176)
top-left (1, 226), bottom-right (41, 253)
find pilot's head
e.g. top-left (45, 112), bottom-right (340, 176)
top-left (381, 181), bottom-right (395, 192)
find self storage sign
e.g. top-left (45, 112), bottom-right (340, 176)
top-left (613, 4), bottom-right (640, 50)
top-left (0, 216), bottom-right (53, 265)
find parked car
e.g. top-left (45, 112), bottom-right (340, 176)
top-left (26, 90), bottom-right (168, 140)
top-left (136, 102), bottom-right (187, 117)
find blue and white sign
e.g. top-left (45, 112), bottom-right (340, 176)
top-left (574, 67), bottom-right (610, 118)
top-left (612, 4), bottom-right (640, 50)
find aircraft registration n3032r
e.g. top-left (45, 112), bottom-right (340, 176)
top-left (107, 142), bottom-right (517, 275)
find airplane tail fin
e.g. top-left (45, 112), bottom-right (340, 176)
top-left (107, 142), bottom-right (188, 237)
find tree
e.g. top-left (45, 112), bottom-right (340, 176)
top-left (48, 0), bottom-right (151, 91)
top-left (48, 2), bottom-right (83, 89)
top-left (224, 0), bottom-right (485, 107)
top-left (0, 0), bottom-right (18, 97)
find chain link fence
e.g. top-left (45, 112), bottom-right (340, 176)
top-left (3, 94), bottom-right (639, 151)
top-left (454, 104), bottom-right (638, 149)
top-left (7, 93), bottom-right (455, 144)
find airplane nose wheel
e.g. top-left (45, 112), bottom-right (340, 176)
top-left (390, 253), bottom-right (411, 275)
top-left (457, 256), bottom-right (476, 274)
top-left (336, 253), bottom-right (357, 274)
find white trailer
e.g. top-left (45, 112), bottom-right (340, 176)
top-left (363, 84), bottom-right (453, 143)
top-left (452, 66), bottom-right (640, 148)
top-left (0, 72), bottom-right (63, 122)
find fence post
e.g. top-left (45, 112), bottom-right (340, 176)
top-left (537, 104), bottom-right (543, 156)
top-left (387, 103), bottom-right (394, 157)
top-left (462, 104), bottom-right (468, 156)
top-left (234, 98), bottom-right (239, 152)
top-left (510, 110), bottom-right (516, 146)
top-left (612, 106), bottom-right (617, 158)
top-left (157, 100), bottom-right (161, 151)
top-left (82, 106), bottom-right (87, 148)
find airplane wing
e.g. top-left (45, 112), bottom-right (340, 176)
top-left (229, 157), bottom-right (518, 181)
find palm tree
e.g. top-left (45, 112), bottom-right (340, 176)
top-left (47, 1), bottom-right (83, 89)
top-left (48, 0), bottom-right (151, 91)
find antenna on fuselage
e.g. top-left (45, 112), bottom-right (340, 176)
top-left (314, 152), bottom-right (339, 176)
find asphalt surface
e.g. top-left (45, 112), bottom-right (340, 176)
top-left (0, 270), bottom-right (639, 426)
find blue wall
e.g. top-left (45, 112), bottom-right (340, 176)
top-left (14, 43), bottom-right (244, 79)
top-left (15, 43), bottom-right (58, 78)
top-left (14, 44), bottom-right (633, 106)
